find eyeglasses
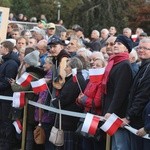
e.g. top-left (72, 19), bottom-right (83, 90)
top-left (48, 28), bottom-right (55, 30)
top-left (136, 46), bottom-right (150, 51)
top-left (105, 42), bottom-right (114, 46)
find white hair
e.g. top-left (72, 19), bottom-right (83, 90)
top-left (140, 37), bottom-right (150, 43)
top-left (101, 28), bottom-right (109, 35)
top-left (130, 49), bottom-right (138, 61)
top-left (77, 47), bottom-right (92, 58)
top-left (91, 51), bottom-right (105, 60)
top-left (92, 30), bottom-right (100, 37)
top-left (123, 27), bottom-right (132, 34)
top-left (70, 35), bottom-right (85, 48)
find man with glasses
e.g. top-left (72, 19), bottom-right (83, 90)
top-left (123, 38), bottom-right (150, 150)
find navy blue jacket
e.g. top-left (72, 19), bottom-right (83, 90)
top-left (143, 101), bottom-right (150, 133)
top-left (0, 52), bottom-right (19, 121)
top-left (102, 60), bottom-right (133, 118)
top-left (0, 52), bottom-right (19, 96)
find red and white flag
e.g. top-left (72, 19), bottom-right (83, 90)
top-left (12, 92), bottom-right (25, 108)
top-left (89, 68), bottom-right (105, 82)
top-left (31, 78), bottom-right (48, 93)
top-left (16, 72), bottom-right (33, 87)
top-left (131, 34), bottom-right (138, 42)
top-left (13, 120), bottom-right (22, 134)
top-left (81, 113), bottom-right (100, 135)
top-left (100, 113), bottom-right (123, 136)
top-left (72, 68), bottom-right (77, 82)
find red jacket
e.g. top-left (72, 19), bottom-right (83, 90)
top-left (79, 81), bottom-right (103, 115)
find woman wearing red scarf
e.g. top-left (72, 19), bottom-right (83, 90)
top-left (102, 34), bottom-right (133, 150)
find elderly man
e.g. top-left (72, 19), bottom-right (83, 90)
top-left (123, 27), bottom-right (132, 38)
top-left (100, 28), bottom-right (109, 49)
top-left (36, 39), bottom-right (48, 66)
top-left (102, 34), bottom-right (133, 150)
top-left (67, 35), bottom-right (85, 57)
top-left (123, 38), bottom-right (150, 150)
top-left (83, 30), bottom-right (101, 52)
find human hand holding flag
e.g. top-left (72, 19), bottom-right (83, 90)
top-left (72, 68), bottom-right (83, 93)
top-left (100, 113), bottom-right (123, 136)
top-left (16, 72), bottom-right (33, 87)
top-left (81, 113), bottom-right (100, 135)
top-left (31, 78), bottom-right (48, 93)
top-left (12, 92), bottom-right (25, 108)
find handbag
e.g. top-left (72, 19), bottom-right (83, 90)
top-left (34, 108), bottom-right (46, 144)
top-left (49, 100), bottom-right (64, 146)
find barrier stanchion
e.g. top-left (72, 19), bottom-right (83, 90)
top-left (106, 134), bottom-right (111, 150)
top-left (21, 99), bottom-right (28, 150)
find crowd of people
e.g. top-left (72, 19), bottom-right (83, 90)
top-left (0, 17), bottom-right (149, 150)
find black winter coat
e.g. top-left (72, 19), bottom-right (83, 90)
top-left (52, 72), bottom-right (87, 131)
top-left (0, 52), bottom-right (19, 121)
top-left (102, 60), bottom-right (133, 118)
top-left (126, 59), bottom-right (150, 129)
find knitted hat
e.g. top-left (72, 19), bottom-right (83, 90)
top-left (115, 34), bottom-right (133, 52)
top-left (24, 50), bottom-right (40, 67)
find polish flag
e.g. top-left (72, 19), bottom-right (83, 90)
top-left (89, 68), bottom-right (105, 82)
top-left (13, 120), bottom-right (22, 134)
top-left (131, 34), bottom-right (138, 42)
top-left (81, 113), bottom-right (100, 135)
top-left (100, 113), bottom-right (123, 136)
top-left (31, 78), bottom-right (48, 93)
top-left (12, 92), bottom-right (25, 108)
top-left (16, 72), bottom-right (33, 87)
top-left (72, 68), bottom-right (77, 82)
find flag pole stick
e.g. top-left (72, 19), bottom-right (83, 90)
top-left (21, 98), bottom-right (28, 150)
top-left (24, 91), bottom-right (34, 93)
top-left (45, 83), bottom-right (56, 101)
top-left (106, 134), bottom-right (111, 150)
top-left (29, 73), bottom-right (39, 80)
top-left (75, 75), bottom-right (83, 93)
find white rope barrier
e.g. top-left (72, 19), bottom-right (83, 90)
top-left (0, 95), bottom-right (149, 139)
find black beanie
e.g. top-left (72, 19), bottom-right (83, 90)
top-left (115, 34), bottom-right (133, 52)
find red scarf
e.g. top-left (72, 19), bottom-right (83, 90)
top-left (102, 52), bottom-right (129, 94)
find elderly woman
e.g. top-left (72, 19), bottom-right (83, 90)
top-left (52, 57), bottom-right (87, 150)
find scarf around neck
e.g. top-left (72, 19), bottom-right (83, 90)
top-left (102, 52), bottom-right (129, 94)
